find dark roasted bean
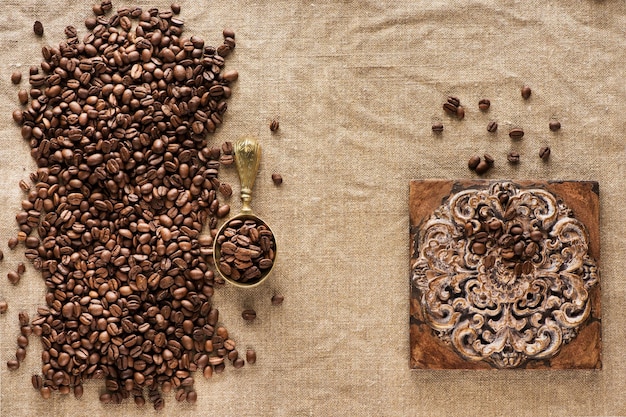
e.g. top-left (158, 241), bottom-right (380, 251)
top-left (478, 99), bottom-right (490, 111)
top-left (521, 85), bottom-right (532, 99)
top-left (431, 122), bottom-right (443, 133)
top-left (468, 155), bottom-right (481, 170)
top-left (539, 146), bottom-right (551, 160)
top-left (33, 21), bottom-right (44, 36)
top-left (487, 121), bottom-right (498, 133)
top-left (509, 128), bottom-right (524, 140)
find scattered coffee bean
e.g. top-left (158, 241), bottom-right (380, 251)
top-left (271, 294), bottom-right (284, 305)
top-left (468, 155), bottom-right (481, 170)
top-left (7, 237), bottom-right (17, 250)
top-left (11, 71), bottom-right (22, 84)
top-left (509, 128), bottom-right (524, 140)
top-left (431, 122), bottom-right (444, 133)
top-left (0, 300), bottom-right (7, 314)
top-left (272, 173), bottom-right (283, 185)
top-left (549, 120), bottom-right (561, 131)
top-left (17, 90), bottom-right (29, 105)
top-left (246, 348), bottom-right (257, 364)
top-left (521, 85), bottom-right (532, 99)
top-left (443, 102), bottom-right (457, 116)
top-left (7, 271), bottom-right (20, 285)
top-left (64, 25), bottom-right (77, 38)
top-left (475, 160), bottom-right (490, 175)
top-left (456, 105), bottom-right (465, 120)
top-left (33, 21), bottom-right (44, 36)
top-left (483, 154), bottom-right (495, 166)
top-left (171, 3), bottom-right (181, 14)
top-left (17, 262), bottom-right (25, 275)
top-left (507, 151), bottom-right (520, 164)
top-left (7, 360), bottom-right (19, 371)
top-left (216, 218), bottom-right (276, 285)
top-left (539, 146), bottom-right (551, 160)
top-left (233, 358), bottom-right (245, 369)
top-left (447, 96), bottom-right (460, 107)
top-left (270, 119), bottom-right (280, 132)
top-left (478, 99), bottom-right (490, 111)
top-left (241, 309), bottom-right (257, 321)
top-left (100, 0), bottom-right (113, 12)
top-left (487, 121), bottom-right (498, 132)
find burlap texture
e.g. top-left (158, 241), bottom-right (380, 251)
top-left (0, 1), bottom-right (624, 416)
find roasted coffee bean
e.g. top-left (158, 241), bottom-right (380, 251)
top-left (549, 120), bottom-right (561, 131)
top-left (478, 99), bottom-right (490, 111)
top-left (521, 85), bottom-right (532, 99)
top-left (431, 122), bottom-right (444, 133)
top-left (447, 96), bottom-right (460, 107)
top-left (487, 121), bottom-right (498, 132)
top-left (7, 237), bottom-right (17, 249)
top-left (7, 360), bottom-right (19, 371)
top-left (7, 271), bottom-right (20, 285)
top-left (17, 90), bottom-right (28, 105)
top-left (443, 102), bottom-right (457, 116)
top-left (246, 348), bottom-right (257, 364)
top-left (483, 154), bottom-right (495, 166)
top-left (471, 242), bottom-right (486, 255)
top-left (269, 119), bottom-right (280, 132)
top-left (17, 262), bottom-right (25, 275)
top-left (171, 3), bottom-right (181, 13)
top-left (33, 21), bottom-right (44, 36)
top-left (509, 128), bottom-right (524, 140)
top-left (241, 309), bottom-right (257, 321)
top-left (530, 230), bottom-right (543, 242)
top-left (0, 301), bottom-right (7, 314)
top-left (271, 294), bottom-right (284, 305)
top-left (539, 146), bottom-right (551, 160)
top-left (474, 160), bottom-right (490, 175)
top-left (456, 105), bottom-right (465, 120)
top-left (468, 155), bottom-right (481, 170)
top-left (11, 72), bottom-right (22, 84)
top-left (271, 173), bottom-right (283, 185)
top-left (507, 152), bottom-right (520, 164)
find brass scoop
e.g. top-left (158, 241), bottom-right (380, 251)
top-left (213, 136), bottom-right (277, 287)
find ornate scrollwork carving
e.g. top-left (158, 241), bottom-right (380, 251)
top-left (411, 182), bottom-right (598, 368)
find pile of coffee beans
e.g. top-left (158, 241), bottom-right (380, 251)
top-left (8, 1), bottom-right (256, 409)
top-left (215, 218), bottom-right (276, 285)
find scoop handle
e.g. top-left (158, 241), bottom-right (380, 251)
top-left (234, 136), bottom-right (261, 214)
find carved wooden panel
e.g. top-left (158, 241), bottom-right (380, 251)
top-left (409, 180), bottom-right (601, 369)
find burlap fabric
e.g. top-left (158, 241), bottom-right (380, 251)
top-left (0, 1), bottom-right (624, 416)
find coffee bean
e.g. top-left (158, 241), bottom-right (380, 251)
top-left (530, 230), bottom-right (543, 242)
top-left (7, 271), bottom-right (20, 285)
top-left (17, 262), bottom-right (25, 275)
top-left (507, 152), bottom-right (520, 164)
top-left (478, 99), bottom-right (490, 111)
top-left (521, 85), bottom-right (532, 99)
top-left (483, 154), bottom-right (495, 166)
top-left (269, 119), bottom-right (280, 132)
top-left (241, 309), bottom-right (257, 321)
top-left (7, 237), bottom-right (17, 250)
top-left (33, 21), bottom-right (44, 36)
top-left (468, 155), bottom-right (481, 170)
top-left (0, 250), bottom-right (4, 261)
top-left (17, 90), bottom-right (28, 105)
top-left (11, 72), bottom-right (22, 84)
top-left (487, 121), bottom-right (498, 132)
top-left (549, 120), bottom-right (561, 131)
top-left (539, 146), bottom-right (551, 160)
top-left (509, 128), bottom-right (524, 140)
top-left (456, 105), bottom-right (465, 120)
top-left (272, 173), bottom-right (283, 185)
top-left (171, 3), bottom-right (181, 14)
top-left (223, 28), bottom-right (236, 39)
top-left (447, 96), bottom-right (460, 107)
top-left (443, 102), bottom-right (457, 116)
top-left (0, 301), bottom-right (7, 314)
top-left (246, 348), bottom-right (257, 364)
top-left (271, 294), bottom-right (284, 305)
top-left (7, 360), bottom-right (19, 371)
top-left (474, 160), bottom-right (490, 175)
top-left (472, 242), bottom-right (486, 255)
top-left (431, 122), bottom-right (444, 133)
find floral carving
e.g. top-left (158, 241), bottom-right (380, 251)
top-left (411, 182), bottom-right (598, 368)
